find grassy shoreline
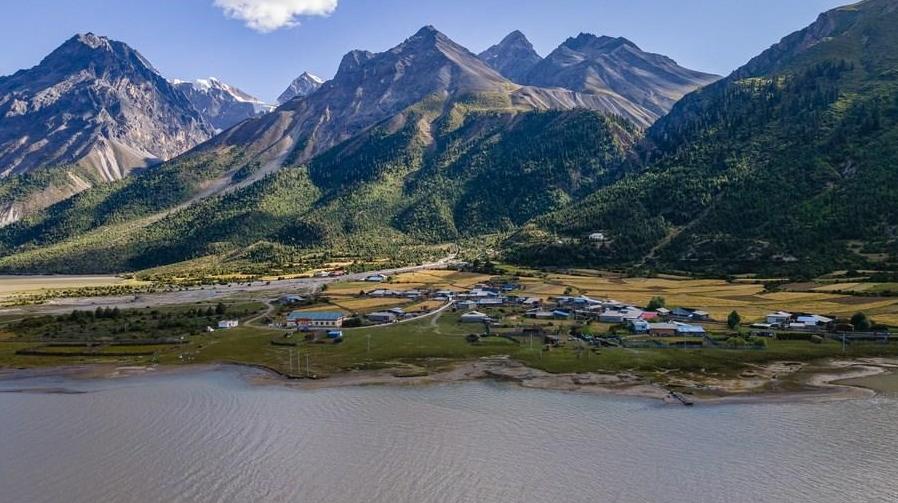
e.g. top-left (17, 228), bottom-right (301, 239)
top-left (3, 268), bottom-right (898, 399)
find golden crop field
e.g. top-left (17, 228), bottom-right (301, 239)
top-left (327, 297), bottom-right (411, 312)
top-left (393, 270), bottom-right (492, 289)
top-left (812, 282), bottom-right (873, 292)
top-left (371, 270), bottom-right (898, 324)
top-left (325, 282), bottom-right (392, 295)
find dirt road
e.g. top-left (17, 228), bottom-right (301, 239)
top-left (1, 258), bottom-right (456, 316)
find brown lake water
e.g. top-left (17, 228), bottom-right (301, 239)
top-left (1, 367), bottom-right (897, 503)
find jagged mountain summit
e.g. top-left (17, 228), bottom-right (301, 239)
top-left (172, 77), bottom-right (273, 131)
top-left (276, 72), bottom-right (325, 104)
top-left (523, 33), bottom-right (721, 121)
top-left (0, 33), bottom-right (212, 179)
top-left (478, 30), bottom-right (543, 83)
top-left (0, 33), bottom-right (213, 225)
top-left (208, 25), bottom-right (656, 172)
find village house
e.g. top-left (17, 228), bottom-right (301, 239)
top-left (368, 312), bottom-right (398, 323)
top-left (552, 310), bottom-right (572, 319)
top-left (599, 307), bottom-right (644, 324)
top-left (217, 320), bottom-right (239, 329)
top-left (279, 294), bottom-right (305, 305)
top-left (457, 300), bottom-right (478, 311)
top-left (460, 311), bottom-right (491, 323)
top-left (460, 288), bottom-right (499, 300)
top-left (766, 311), bottom-right (793, 326)
top-left (526, 309), bottom-right (555, 320)
top-left (287, 311), bottom-right (346, 329)
top-left (368, 289), bottom-right (399, 298)
top-left (675, 322), bottom-right (706, 336)
top-left (477, 297), bottom-right (506, 307)
top-left (670, 307), bottom-right (710, 321)
top-left (521, 297), bottom-right (542, 307)
top-left (796, 314), bottom-right (833, 327)
top-left (648, 322), bottom-right (678, 337)
top-left (630, 319), bottom-right (650, 333)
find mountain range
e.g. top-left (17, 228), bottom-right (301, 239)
top-left (2, 0), bottom-right (895, 279)
top-left (480, 31), bottom-right (720, 122)
top-left (0, 27), bottom-right (711, 228)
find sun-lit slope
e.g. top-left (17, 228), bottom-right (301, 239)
top-left (507, 0), bottom-right (898, 277)
top-left (0, 103), bottom-right (636, 273)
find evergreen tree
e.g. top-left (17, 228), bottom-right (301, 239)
top-left (727, 310), bottom-right (742, 330)
top-left (646, 296), bottom-right (666, 311)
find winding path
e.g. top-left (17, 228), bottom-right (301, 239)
top-left (342, 301), bottom-right (455, 332)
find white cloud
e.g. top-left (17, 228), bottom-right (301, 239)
top-left (214, 0), bottom-right (338, 33)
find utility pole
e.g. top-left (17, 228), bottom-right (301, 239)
top-left (306, 353), bottom-right (311, 377)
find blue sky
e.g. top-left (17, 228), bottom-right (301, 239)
top-left (2, 0), bottom-right (849, 103)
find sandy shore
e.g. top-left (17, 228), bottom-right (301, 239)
top-left (3, 358), bottom-right (897, 404)
top-left (262, 358), bottom-right (670, 399)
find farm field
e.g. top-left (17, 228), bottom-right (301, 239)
top-left (291, 268), bottom-right (898, 326)
top-left (491, 273), bottom-right (898, 325)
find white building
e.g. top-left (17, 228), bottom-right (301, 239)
top-left (796, 314), bottom-right (833, 326)
top-left (766, 311), bottom-right (793, 325)
top-left (460, 311), bottom-right (491, 323)
top-left (217, 320), bottom-right (239, 329)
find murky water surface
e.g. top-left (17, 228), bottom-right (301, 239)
top-left (2, 368), bottom-right (896, 503)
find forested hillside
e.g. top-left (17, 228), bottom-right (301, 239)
top-left (506, 0), bottom-right (898, 277)
top-left (0, 106), bottom-right (635, 273)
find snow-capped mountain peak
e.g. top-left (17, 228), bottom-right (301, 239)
top-left (171, 78), bottom-right (273, 130)
top-left (276, 71), bottom-right (325, 104)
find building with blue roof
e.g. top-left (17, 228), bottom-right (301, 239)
top-left (287, 311), bottom-right (346, 328)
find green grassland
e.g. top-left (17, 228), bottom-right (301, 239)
top-left (4, 305), bottom-right (897, 385)
top-left (3, 268), bottom-right (898, 387)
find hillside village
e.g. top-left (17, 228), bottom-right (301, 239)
top-left (273, 270), bottom-right (880, 350)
